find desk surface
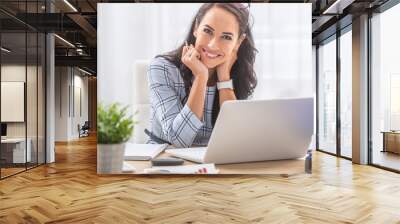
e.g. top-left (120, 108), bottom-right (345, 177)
top-left (125, 152), bottom-right (306, 175)
top-left (381, 131), bottom-right (400, 134)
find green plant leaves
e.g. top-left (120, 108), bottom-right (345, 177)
top-left (97, 102), bottom-right (136, 144)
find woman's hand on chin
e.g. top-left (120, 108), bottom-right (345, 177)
top-left (181, 44), bottom-right (208, 81)
top-left (217, 49), bottom-right (237, 81)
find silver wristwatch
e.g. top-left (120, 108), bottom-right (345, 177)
top-left (217, 79), bottom-right (234, 90)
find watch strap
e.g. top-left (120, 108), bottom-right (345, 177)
top-left (217, 79), bottom-right (234, 90)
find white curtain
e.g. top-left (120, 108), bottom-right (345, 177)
top-left (98, 3), bottom-right (312, 106)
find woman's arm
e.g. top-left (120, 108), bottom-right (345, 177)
top-left (149, 58), bottom-right (204, 148)
top-left (217, 56), bottom-right (238, 106)
top-left (186, 75), bottom-right (208, 120)
top-left (218, 86), bottom-right (237, 106)
top-left (181, 44), bottom-right (209, 121)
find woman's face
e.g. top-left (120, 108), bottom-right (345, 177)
top-left (193, 6), bottom-right (244, 69)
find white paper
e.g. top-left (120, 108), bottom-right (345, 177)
top-left (143, 164), bottom-right (219, 174)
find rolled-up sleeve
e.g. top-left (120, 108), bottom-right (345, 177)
top-left (148, 58), bottom-right (204, 148)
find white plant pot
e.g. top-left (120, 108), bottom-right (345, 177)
top-left (97, 143), bottom-right (126, 174)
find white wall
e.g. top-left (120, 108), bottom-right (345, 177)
top-left (98, 3), bottom-right (312, 109)
top-left (72, 73), bottom-right (89, 138)
top-left (55, 67), bottom-right (89, 141)
top-left (55, 67), bottom-right (68, 141)
top-left (1, 65), bottom-right (39, 138)
top-left (1, 64), bottom-right (46, 163)
top-left (1, 71), bottom-right (25, 123)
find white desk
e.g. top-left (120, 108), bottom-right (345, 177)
top-left (1, 138), bottom-right (31, 163)
top-left (125, 152), bottom-right (306, 175)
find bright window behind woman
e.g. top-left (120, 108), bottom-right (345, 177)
top-left (98, 3), bottom-right (312, 105)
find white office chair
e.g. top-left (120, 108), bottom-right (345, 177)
top-left (132, 60), bottom-right (151, 143)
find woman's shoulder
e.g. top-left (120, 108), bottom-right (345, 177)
top-left (150, 56), bottom-right (178, 70)
top-left (148, 56), bottom-right (183, 84)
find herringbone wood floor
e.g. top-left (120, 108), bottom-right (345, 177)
top-left (1, 135), bottom-right (400, 223)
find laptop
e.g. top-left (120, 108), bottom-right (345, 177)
top-left (166, 98), bottom-right (314, 164)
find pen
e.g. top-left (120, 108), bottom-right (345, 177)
top-left (144, 168), bottom-right (209, 174)
top-left (145, 169), bottom-right (171, 174)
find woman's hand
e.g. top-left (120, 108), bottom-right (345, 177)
top-left (181, 43), bottom-right (208, 121)
top-left (181, 44), bottom-right (208, 81)
top-left (216, 48), bottom-right (238, 81)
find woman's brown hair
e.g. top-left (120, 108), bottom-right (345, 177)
top-left (158, 3), bottom-right (258, 125)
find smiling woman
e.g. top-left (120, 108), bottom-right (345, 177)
top-left (147, 3), bottom-right (257, 148)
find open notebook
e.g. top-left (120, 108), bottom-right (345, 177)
top-left (124, 143), bottom-right (168, 160)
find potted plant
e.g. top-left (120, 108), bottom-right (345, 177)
top-left (97, 102), bottom-right (135, 174)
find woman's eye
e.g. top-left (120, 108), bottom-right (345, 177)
top-left (222, 35), bottom-right (233, 41)
top-left (203, 28), bottom-right (212, 35)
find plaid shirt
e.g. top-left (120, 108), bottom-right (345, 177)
top-left (147, 57), bottom-right (216, 148)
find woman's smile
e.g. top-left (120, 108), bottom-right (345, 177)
top-left (201, 47), bottom-right (223, 59)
